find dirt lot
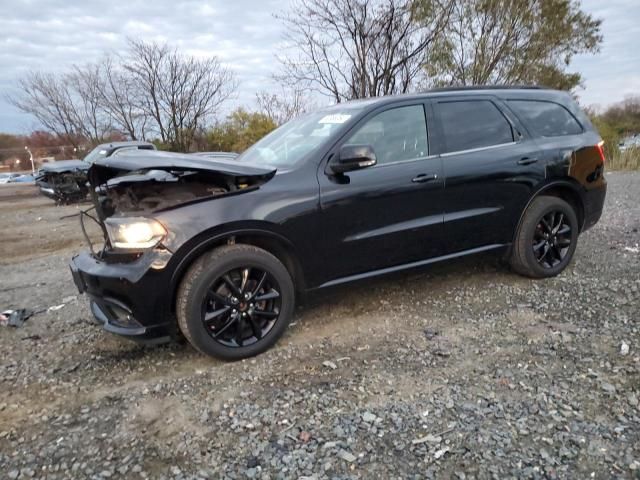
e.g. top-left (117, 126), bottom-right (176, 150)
top-left (0, 174), bottom-right (638, 479)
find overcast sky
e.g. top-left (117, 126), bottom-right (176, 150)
top-left (0, 0), bottom-right (638, 134)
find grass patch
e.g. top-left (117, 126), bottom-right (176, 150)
top-left (608, 149), bottom-right (640, 170)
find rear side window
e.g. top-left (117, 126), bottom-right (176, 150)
top-left (508, 100), bottom-right (583, 137)
top-left (435, 100), bottom-right (514, 153)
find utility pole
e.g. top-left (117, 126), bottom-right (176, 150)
top-left (24, 146), bottom-right (35, 174)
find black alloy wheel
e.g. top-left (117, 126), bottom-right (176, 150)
top-left (532, 211), bottom-right (573, 268)
top-left (202, 267), bottom-right (281, 347)
top-left (177, 244), bottom-right (295, 360)
top-left (510, 195), bottom-right (579, 278)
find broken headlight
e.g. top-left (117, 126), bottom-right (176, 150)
top-left (105, 217), bottom-right (166, 250)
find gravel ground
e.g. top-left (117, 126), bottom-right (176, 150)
top-left (0, 172), bottom-right (638, 479)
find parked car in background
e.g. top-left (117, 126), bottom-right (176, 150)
top-left (619, 135), bottom-right (640, 152)
top-left (36, 141), bottom-right (156, 204)
top-left (0, 173), bottom-right (20, 184)
top-left (70, 86), bottom-right (607, 360)
top-left (11, 173), bottom-right (35, 183)
top-left (35, 160), bottom-right (90, 203)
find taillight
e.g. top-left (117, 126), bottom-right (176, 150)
top-left (596, 140), bottom-right (606, 163)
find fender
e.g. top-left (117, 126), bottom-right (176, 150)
top-left (512, 178), bottom-right (586, 244)
top-left (167, 224), bottom-right (301, 309)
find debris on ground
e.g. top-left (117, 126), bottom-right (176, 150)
top-left (434, 447), bottom-right (450, 460)
top-left (20, 334), bottom-right (41, 341)
top-left (424, 327), bottom-right (439, 340)
top-left (337, 449), bottom-right (357, 463)
top-left (620, 340), bottom-right (630, 356)
top-left (0, 309), bottom-right (33, 327)
top-left (412, 433), bottom-right (442, 445)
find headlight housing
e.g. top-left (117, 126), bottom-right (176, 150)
top-left (105, 217), bottom-right (166, 250)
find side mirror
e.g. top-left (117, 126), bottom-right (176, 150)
top-left (330, 144), bottom-right (377, 174)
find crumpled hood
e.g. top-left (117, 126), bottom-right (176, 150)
top-left (91, 150), bottom-right (275, 177)
top-left (40, 160), bottom-right (90, 173)
top-left (87, 149), bottom-right (277, 220)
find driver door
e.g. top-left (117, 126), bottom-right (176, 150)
top-left (317, 102), bottom-right (445, 283)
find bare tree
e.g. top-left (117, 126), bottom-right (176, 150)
top-left (255, 88), bottom-right (312, 125)
top-left (276, 0), bottom-right (453, 102)
top-left (67, 64), bottom-right (113, 142)
top-left (420, 0), bottom-right (602, 90)
top-left (123, 39), bottom-right (238, 151)
top-left (10, 40), bottom-right (237, 151)
top-left (97, 56), bottom-right (149, 140)
top-left (9, 71), bottom-right (111, 148)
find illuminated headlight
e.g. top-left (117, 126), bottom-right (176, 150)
top-left (105, 217), bottom-right (166, 250)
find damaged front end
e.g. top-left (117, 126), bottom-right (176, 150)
top-left (84, 151), bottom-right (276, 254)
top-left (35, 161), bottom-right (90, 204)
top-left (69, 150), bottom-right (276, 342)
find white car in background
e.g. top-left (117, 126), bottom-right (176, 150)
top-left (0, 173), bottom-right (20, 184)
top-left (619, 135), bottom-right (640, 152)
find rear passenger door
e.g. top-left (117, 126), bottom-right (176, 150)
top-left (431, 96), bottom-right (545, 253)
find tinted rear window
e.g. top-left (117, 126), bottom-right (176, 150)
top-left (508, 100), bottom-right (583, 137)
top-left (435, 100), bottom-right (513, 153)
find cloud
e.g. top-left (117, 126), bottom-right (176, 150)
top-left (0, 0), bottom-right (638, 132)
top-left (0, 0), bottom-right (286, 132)
top-left (572, 0), bottom-right (640, 108)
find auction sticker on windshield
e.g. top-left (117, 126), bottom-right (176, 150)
top-left (319, 114), bottom-right (351, 124)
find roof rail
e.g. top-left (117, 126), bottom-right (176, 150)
top-left (425, 85), bottom-right (546, 93)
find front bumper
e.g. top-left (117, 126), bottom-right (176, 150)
top-left (36, 180), bottom-right (87, 203)
top-left (70, 251), bottom-right (175, 343)
top-left (36, 181), bottom-right (58, 200)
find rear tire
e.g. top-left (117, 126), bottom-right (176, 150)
top-left (510, 196), bottom-right (579, 278)
top-left (176, 244), bottom-right (295, 360)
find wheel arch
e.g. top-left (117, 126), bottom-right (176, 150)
top-left (514, 179), bottom-right (586, 244)
top-left (168, 227), bottom-right (306, 313)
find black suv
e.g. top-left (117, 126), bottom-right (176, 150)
top-left (70, 87), bottom-right (607, 360)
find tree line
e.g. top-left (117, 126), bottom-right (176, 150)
top-left (589, 96), bottom-right (640, 157)
top-left (9, 0), bottom-right (604, 154)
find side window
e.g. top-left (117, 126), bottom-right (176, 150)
top-left (435, 100), bottom-right (514, 153)
top-left (343, 105), bottom-right (428, 165)
top-left (508, 100), bottom-right (583, 137)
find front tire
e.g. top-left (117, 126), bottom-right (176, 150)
top-left (176, 244), bottom-right (295, 360)
top-left (510, 196), bottom-right (579, 278)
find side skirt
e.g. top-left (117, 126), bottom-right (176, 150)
top-left (315, 244), bottom-right (508, 289)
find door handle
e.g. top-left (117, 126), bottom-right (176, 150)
top-left (517, 157), bottom-right (539, 166)
top-left (412, 173), bottom-right (438, 183)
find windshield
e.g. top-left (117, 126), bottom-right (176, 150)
top-left (238, 108), bottom-right (363, 168)
top-left (82, 146), bottom-right (108, 164)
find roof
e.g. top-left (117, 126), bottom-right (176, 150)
top-left (95, 141), bottom-right (156, 150)
top-left (320, 85), bottom-right (569, 112)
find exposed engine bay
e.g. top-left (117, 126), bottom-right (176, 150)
top-left (76, 151), bottom-right (276, 256)
top-left (96, 168), bottom-right (262, 216)
top-left (86, 150), bottom-right (277, 217)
